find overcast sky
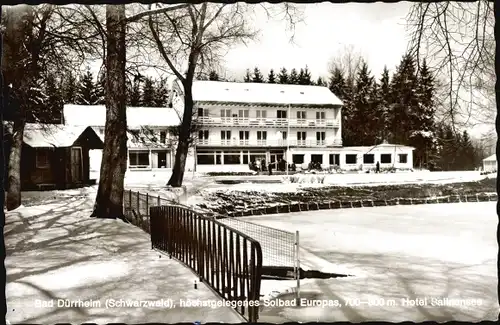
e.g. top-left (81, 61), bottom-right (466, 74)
top-left (222, 2), bottom-right (413, 81)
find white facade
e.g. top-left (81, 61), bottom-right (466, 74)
top-left (189, 84), bottom-right (343, 172)
top-left (483, 154), bottom-right (496, 172)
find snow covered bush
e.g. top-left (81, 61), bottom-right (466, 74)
top-left (284, 174), bottom-right (325, 184)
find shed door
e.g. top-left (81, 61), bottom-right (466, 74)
top-left (71, 147), bottom-right (83, 183)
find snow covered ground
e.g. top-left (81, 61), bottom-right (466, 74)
top-left (5, 187), bottom-right (243, 324)
top-left (240, 202), bottom-right (498, 322)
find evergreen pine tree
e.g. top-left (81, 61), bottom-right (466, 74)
top-left (378, 66), bottom-right (391, 142)
top-left (252, 67), bottom-right (264, 83)
top-left (44, 73), bottom-right (64, 123)
top-left (289, 68), bottom-right (299, 84)
top-left (459, 130), bottom-right (476, 170)
top-left (94, 70), bottom-right (106, 105)
top-left (154, 78), bottom-right (169, 107)
top-left (328, 67), bottom-right (346, 99)
top-left (369, 80), bottom-right (384, 144)
top-left (142, 77), bottom-right (156, 107)
top-left (329, 67), bottom-right (355, 145)
top-left (127, 74), bottom-right (142, 106)
top-left (267, 69), bottom-right (276, 83)
top-left (208, 70), bottom-right (220, 81)
top-left (298, 68), bottom-right (305, 84)
top-left (243, 69), bottom-right (251, 82)
top-left (316, 76), bottom-right (326, 87)
top-left (76, 68), bottom-right (99, 105)
top-left (63, 71), bottom-right (78, 104)
top-left (351, 61), bottom-right (375, 145)
top-left (277, 67), bottom-right (289, 84)
top-left (410, 58), bottom-right (438, 169)
top-left (298, 66), bottom-right (312, 85)
top-left (388, 53), bottom-right (420, 145)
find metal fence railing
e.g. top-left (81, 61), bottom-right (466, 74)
top-left (216, 217), bottom-right (298, 269)
top-left (123, 190), bottom-right (175, 233)
top-left (150, 205), bottom-right (263, 322)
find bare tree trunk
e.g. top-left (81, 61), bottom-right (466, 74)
top-left (6, 121), bottom-right (24, 210)
top-left (0, 5), bottom-right (8, 321)
top-left (495, 1), bottom-right (500, 319)
top-left (167, 83), bottom-right (194, 187)
top-left (3, 6), bottom-right (32, 211)
top-left (91, 4), bottom-right (127, 219)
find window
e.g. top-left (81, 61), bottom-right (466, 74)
top-left (220, 109), bottom-right (232, 122)
top-left (129, 151), bottom-right (150, 168)
top-left (238, 110), bottom-right (249, 119)
top-left (36, 149), bottom-right (50, 168)
top-left (159, 131), bottom-right (167, 144)
top-left (292, 154), bottom-right (305, 164)
top-left (221, 130), bottom-right (231, 140)
top-left (381, 154), bottom-right (392, 164)
top-left (345, 154), bottom-right (357, 164)
top-left (239, 131), bottom-right (249, 140)
top-left (242, 151), bottom-right (249, 164)
top-left (198, 130), bottom-right (209, 144)
top-left (363, 154), bottom-right (375, 164)
top-left (239, 131), bottom-right (249, 145)
top-left (197, 151), bottom-right (215, 165)
top-left (329, 154), bottom-right (340, 165)
top-left (249, 152), bottom-right (266, 164)
top-left (198, 107), bottom-right (209, 117)
top-left (311, 154), bottom-right (323, 164)
top-left (398, 154), bottom-right (408, 164)
top-left (198, 130), bottom-right (209, 140)
top-left (297, 131), bottom-right (306, 145)
top-left (224, 151), bottom-right (241, 165)
top-left (316, 132), bottom-right (326, 145)
top-left (257, 131), bottom-right (267, 142)
top-left (296, 111), bottom-right (306, 119)
top-left (282, 131), bottom-right (287, 139)
top-left (215, 151), bottom-right (222, 164)
top-left (316, 111), bottom-right (326, 120)
top-left (157, 151), bottom-right (170, 168)
top-left (256, 110), bottom-right (267, 118)
top-left (277, 110), bottom-right (287, 119)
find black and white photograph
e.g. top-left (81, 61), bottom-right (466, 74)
top-left (1, 0), bottom-right (497, 323)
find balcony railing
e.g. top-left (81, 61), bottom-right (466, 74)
top-left (195, 139), bottom-right (342, 147)
top-left (195, 117), bottom-right (340, 127)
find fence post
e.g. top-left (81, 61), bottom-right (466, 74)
top-left (157, 195), bottom-right (161, 206)
top-left (128, 190), bottom-right (134, 217)
top-left (136, 191), bottom-right (140, 224)
top-left (295, 230), bottom-right (301, 306)
top-left (146, 192), bottom-right (149, 215)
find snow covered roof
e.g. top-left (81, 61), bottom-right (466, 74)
top-left (88, 126), bottom-right (172, 149)
top-left (173, 80), bottom-right (343, 107)
top-left (483, 154), bottom-right (496, 162)
top-left (342, 143), bottom-right (415, 153)
top-left (23, 124), bottom-right (95, 148)
top-left (63, 105), bottom-right (182, 128)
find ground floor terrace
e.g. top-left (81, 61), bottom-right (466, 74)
top-left (88, 143), bottom-right (414, 174)
top-left (193, 143), bottom-right (414, 172)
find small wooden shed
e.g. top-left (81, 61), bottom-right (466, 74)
top-left (15, 124), bottom-right (104, 190)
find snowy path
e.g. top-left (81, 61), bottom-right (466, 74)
top-left (239, 202), bottom-right (498, 322)
top-left (5, 190), bottom-right (243, 324)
